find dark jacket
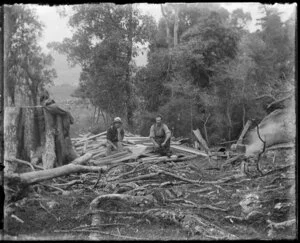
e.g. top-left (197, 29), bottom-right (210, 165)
top-left (107, 125), bottom-right (124, 143)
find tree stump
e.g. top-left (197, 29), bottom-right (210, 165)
top-left (4, 106), bottom-right (78, 173)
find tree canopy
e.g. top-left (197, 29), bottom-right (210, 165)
top-left (50, 3), bottom-right (295, 142)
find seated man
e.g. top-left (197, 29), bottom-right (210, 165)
top-left (106, 117), bottom-right (124, 156)
top-left (150, 115), bottom-right (172, 157)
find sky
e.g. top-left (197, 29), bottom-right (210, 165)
top-left (29, 3), bottom-right (296, 86)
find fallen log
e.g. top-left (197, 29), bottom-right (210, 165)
top-left (4, 153), bottom-right (105, 185)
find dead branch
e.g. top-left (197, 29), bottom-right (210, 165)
top-left (6, 158), bottom-right (35, 171)
top-left (39, 201), bottom-right (59, 221)
top-left (90, 194), bottom-right (156, 210)
top-left (6, 158), bottom-right (44, 171)
top-left (221, 155), bottom-right (243, 170)
top-left (192, 129), bottom-right (210, 154)
top-left (267, 219), bottom-right (296, 230)
top-left (237, 120), bottom-right (252, 145)
top-left (55, 229), bottom-right (145, 240)
top-left (117, 172), bottom-right (160, 183)
top-left (51, 180), bottom-right (83, 189)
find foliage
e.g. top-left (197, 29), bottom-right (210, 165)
top-left (47, 3), bottom-right (295, 143)
top-left (4, 5), bottom-right (57, 106)
top-left (136, 3), bottom-right (295, 143)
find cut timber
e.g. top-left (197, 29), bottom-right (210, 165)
top-left (192, 129), bottom-right (210, 154)
top-left (75, 131), bottom-right (107, 145)
top-left (92, 146), bottom-right (153, 166)
top-left (237, 120), bottom-right (252, 145)
top-left (171, 145), bottom-right (208, 157)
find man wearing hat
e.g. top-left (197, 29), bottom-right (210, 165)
top-left (106, 117), bottom-right (125, 156)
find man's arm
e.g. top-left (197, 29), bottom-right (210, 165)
top-left (107, 139), bottom-right (118, 150)
top-left (162, 124), bottom-right (171, 145)
top-left (120, 129), bottom-right (125, 141)
top-left (149, 125), bottom-right (159, 147)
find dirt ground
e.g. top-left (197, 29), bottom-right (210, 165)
top-left (3, 149), bottom-right (296, 240)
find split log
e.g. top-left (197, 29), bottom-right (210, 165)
top-left (171, 145), bottom-right (208, 157)
top-left (4, 106), bottom-right (78, 172)
top-left (192, 129), bottom-right (210, 154)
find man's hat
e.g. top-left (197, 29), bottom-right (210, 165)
top-left (113, 117), bottom-right (122, 123)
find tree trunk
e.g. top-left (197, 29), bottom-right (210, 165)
top-left (4, 106), bottom-right (78, 173)
top-left (3, 7), bottom-right (14, 107)
top-left (161, 5), bottom-right (171, 48)
top-left (125, 5), bottom-right (134, 128)
top-left (4, 107), bottom-right (20, 174)
top-left (173, 5), bottom-right (179, 47)
top-left (226, 104), bottom-right (232, 140)
top-left (96, 107), bottom-right (101, 124)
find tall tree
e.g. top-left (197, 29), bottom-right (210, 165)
top-left (4, 5), bottom-right (57, 107)
top-left (49, 3), bottom-right (156, 127)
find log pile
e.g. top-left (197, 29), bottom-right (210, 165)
top-left (71, 131), bottom-right (208, 166)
